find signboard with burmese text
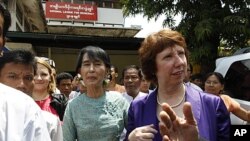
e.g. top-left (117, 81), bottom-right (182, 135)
top-left (45, 2), bottom-right (97, 21)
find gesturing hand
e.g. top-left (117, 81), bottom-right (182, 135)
top-left (128, 124), bottom-right (158, 141)
top-left (159, 102), bottom-right (198, 141)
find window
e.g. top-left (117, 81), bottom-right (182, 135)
top-left (224, 59), bottom-right (250, 101)
top-left (74, 0), bottom-right (84, 4)
top-left (113, 2), bottom-right (122, 9)
top-left (103, 1), bottom-right (112, 8)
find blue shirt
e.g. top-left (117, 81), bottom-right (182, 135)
top-left (63, 91), bottom-right (129, 141)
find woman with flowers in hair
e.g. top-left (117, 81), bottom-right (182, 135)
top-left (63, 46), bottom-right (129, 141)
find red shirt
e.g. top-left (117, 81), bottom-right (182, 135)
top-left (35, 96), bottom-right (59, 118)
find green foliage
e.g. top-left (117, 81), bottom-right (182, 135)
top-left (121, 0), bottom-right (250, 72)
top-left (194, 19), bottom-right (214, 42)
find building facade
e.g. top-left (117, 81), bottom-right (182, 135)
top-left (4, 0), bottom-right (143, 78)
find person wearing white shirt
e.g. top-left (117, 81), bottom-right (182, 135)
top-left (42, 111), bottom-right (62, 141)
top-left (0, 83), bottom-right (51, 141)
top-left (121, 65), bottom-right (147, 100)
top-left (0, 4), bottom-right (51, 141)
top-left (120, 65), bottom-right (147, 141)
top-left (0, 50), bottom-right (62, 141)
top-left (123, 91), bottom-right (147, 103)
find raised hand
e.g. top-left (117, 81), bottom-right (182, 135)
top-left (159, 102), bottom-right (198, 141)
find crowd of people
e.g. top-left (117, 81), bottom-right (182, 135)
top-left (1, 3), bottom-right (250, 141)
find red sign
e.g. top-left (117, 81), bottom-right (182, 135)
top-left (45, 2), bottom-right (97, 21)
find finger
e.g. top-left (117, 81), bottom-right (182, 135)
top-left (143, 139), bottom-right (154, 141)
top-left (161, 103), bottom-right (177, 122)
top-left (159, 111), bottom-right (172, 128)
top-left (142, 124), bottom-right (158, 134)
top-left (183, 102), bottom-right (197, 125)
top-left (159, 121), bottom-right (169, 136)
top-left (141, 132), bottom-right (156, 139)
top-left (172, 118), bottom-right (181, 132)
top-left (159, 122), bottom-right (172, 141)
top-left (162, 135), bottom-right (170, 141)
top-left (139, 125), bottom-right (158, 140)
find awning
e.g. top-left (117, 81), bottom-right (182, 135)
top-left (6, 31), bottom-right (144, 50)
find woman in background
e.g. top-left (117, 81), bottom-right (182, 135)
top-left (204, 72), bottom-right (250, 122)
top-left (33, 57), bottom-right (67, 121)
top-left (139, 74), bottom-right (154, 94)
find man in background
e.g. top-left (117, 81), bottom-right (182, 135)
top-left (190, 73), bottom-right (204, 89)
top-left (184, 63), bottom-right (203, 91)
top-left (56, 72), bottom-right (75, 98)
top-left (107, 65), bottom-right (126, 93)
top-left (122, 65), bottom-right (147, 102)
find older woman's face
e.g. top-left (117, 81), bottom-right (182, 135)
top-left (33, 64), bottom-right (51, 92)
top-left (204, 74), bottom-right (224, 95)
top-left (80, 53), bottom-right (107, 87)
top-left (155, 45), bottom-right (187, 86)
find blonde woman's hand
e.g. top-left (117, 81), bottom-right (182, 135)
top-left (159, 102), bottom-right (199, 141)
top-left (128, 124), bottom-right (158, 141)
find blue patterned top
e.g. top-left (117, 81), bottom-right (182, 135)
top-left (63, 91), bottom-right (129, 141)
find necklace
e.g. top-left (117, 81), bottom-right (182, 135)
top-left (157, 92), bottom-right (186, 108)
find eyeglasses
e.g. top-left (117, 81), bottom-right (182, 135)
top-left (124, 76), bottom-right (139, 82)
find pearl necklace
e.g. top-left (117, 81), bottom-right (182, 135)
top-left (157, 92), bottom-right (186, 108)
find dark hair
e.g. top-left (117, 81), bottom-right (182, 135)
top-left (111, 65), bottom-right (118, 73)
top-left (56, 72), bottom-right (73, 85)
top-left (0, 49), bottom-right (37, 75)
top-left (75, 46), bottom-right (111, 73)
top-left (139, 29), bottom-right (188, 85)
top-left (0, 3), bottom-right (11, 38)
top-left (205, 72), bottom-right (225, 85)
top-left (188, 63), bottom-right (193, 73)
top-left (121, 65), bottom-right (142, 79)
top-left (190, 73), bottom-right (203, 81)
